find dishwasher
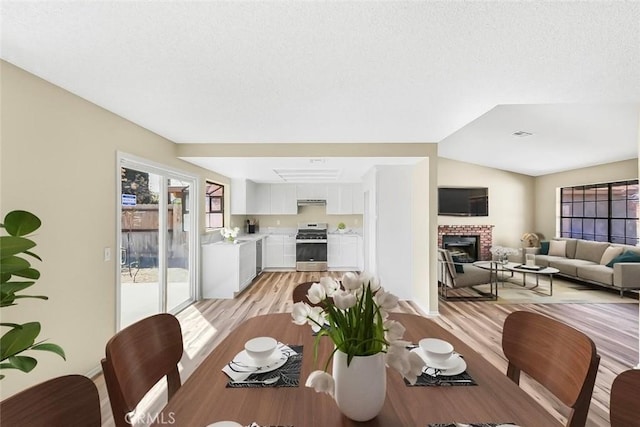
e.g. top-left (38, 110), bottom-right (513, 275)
top-left (255, 238), bottom-right (263, 276)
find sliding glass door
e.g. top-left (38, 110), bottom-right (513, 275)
top-left (118, 156), bottom-right (197, 329)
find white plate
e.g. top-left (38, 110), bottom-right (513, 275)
top-left (231, 348), bottom-right (288, 373)
top-left (206, 422), bottom-right (243, 427)
top-left (411, 348), bottom-right (467, 375)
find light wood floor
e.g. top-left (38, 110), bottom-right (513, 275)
top-left (96, 271), bottom-right (638, 426)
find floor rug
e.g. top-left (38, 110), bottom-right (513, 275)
top-left (457, 273), bottom-right (638, 304)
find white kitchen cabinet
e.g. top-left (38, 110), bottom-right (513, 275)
top-left (265, 235), bottom-right (284, 268)
top-left (296, 184), bottom-right (328, 200)
top-left (327, 234), bottom-right (362, 270)
top-left (253, 183), bottom-right (271, 215)
top-left (231, 179), bottom-right (259, 215)
top-left (283, 235), bottom-right (296, 267)
top-left (202, 241), bottom-right (256, 298)
top-left (270, 184), bottom-right (297, 215)
top-left (327, 184), bottom-right (363, 215)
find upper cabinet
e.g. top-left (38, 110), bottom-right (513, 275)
top-left (232, 180), bottom-right (297, 215)
top-left (270, 184), bottom-right (297, 215)
top-left (326, 184), bottom-right (363, 215)
top-left (296, 184), bottom-right (328, 200)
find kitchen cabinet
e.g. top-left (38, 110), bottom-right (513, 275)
top-left (327, 234), bottom-right (362, 270)
top-left (265, 234), bottom-right (296, 268)
top-left (326, 184), bottom-right (363, 215)
top-left (202, 241), bottom-right (256, 298)
top-left (270, 184), bottom-right (297, 215)
top-left (296, 184), bottom-right (328, 200)
top-left (253, 183), bottom-right (271, 215)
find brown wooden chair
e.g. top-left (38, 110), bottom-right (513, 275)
top-left (610, 369), bottom-right (640, 427)
top-left (292, 281), bottom-right (323, 306)
top-left (0, 374), bottom-right (101, 426)
top-left (102, 313), bottom-right (183, 427)
top-left (502, 310), bottom-right (600, 427)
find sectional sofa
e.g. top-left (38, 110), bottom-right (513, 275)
top-left (534, 238), bottom-right (640, 296)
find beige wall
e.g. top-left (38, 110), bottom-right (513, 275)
top-left (231, 206), bottom-right (362, 231)
top-left (437, 157), bottom-right (536, 248)
top-left (534, 159), bottom-right (639, 240)
top-left (0, 61), bottom-right (226, 398)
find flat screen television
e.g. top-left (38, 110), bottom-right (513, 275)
top-left (438, 187), bottom-right (489, 216)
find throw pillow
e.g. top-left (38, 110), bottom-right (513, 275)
top-left (540, 241), bottom-right (550, 255)
top-left (451, 256), bottom-right (465, 274)
top-left (548, 240), bottom-right (567, 257)
top-left (600, 246), bottom-right (624, 266)
top-left (606, 250), bottom-right (640, 268)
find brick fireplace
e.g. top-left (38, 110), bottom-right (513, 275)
top-left (438, 225), bottom-right (494, 261)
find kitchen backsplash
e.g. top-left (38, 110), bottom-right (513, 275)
top-left (230, 205), bottom-right (363, 232)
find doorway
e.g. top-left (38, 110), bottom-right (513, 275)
top-left (118, 155), bottom-right (197, 329)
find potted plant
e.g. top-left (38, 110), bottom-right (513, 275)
top-left (0, 210), bottom-right (65, 379)
top-left (337, 222), bottom-right (347, 233)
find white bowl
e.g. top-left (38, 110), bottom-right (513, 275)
top-left (206, 422), bottom-right (243, 427)
top-left (244, 336), bottom-right (277, 362)
top-left (419, 338), bottom-right (454, 364)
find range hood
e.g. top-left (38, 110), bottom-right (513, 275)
top-left (297, 199), bottom-right (327, 207)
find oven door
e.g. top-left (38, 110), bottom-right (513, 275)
top-left (296, 241), bottom-right (327, 263)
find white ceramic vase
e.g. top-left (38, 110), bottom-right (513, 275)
top-left (332, 350), bottom-right (386, 422)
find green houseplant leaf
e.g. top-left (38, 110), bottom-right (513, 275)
top-left (0, 210), bottom-right (65, 379)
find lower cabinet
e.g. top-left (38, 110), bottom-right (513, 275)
top-left (328, 234), bottom-right (362, 270)
top-left (265, 235), bottom-right (297, 269)
top-left (202, 242), bottom-right (256, 298)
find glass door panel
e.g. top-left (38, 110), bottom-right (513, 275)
top-left (166, 177), bottom-right (193, 312)
top-left (120, 167), bottom-right (162, 328)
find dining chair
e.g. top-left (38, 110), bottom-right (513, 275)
top-left (0, 374), bottom-right (101, 426)
top-left (502, 310), bottom-right (600, 427)
top-left (437, 248), bottom-right (496, 300)
top-left (102, 313), bottom-right (184, 427)
top-left (610, 369), bottom-right (640, 427)
top-left (292, 281), bottom-right (323, 306)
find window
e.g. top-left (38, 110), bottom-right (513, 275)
top-left (205, 181), bottom-right (224, 229)
top-left (560, 180), bottom-right (639, 245)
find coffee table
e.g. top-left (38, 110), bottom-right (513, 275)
top-left (505, 264), bottom-right (559, 296)
top-left (472, 260), bottom-right (518, 286)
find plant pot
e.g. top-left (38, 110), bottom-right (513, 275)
top-left (332, 350), bottom-right (386, 422)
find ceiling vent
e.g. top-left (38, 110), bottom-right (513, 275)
top-left (273, 169), bottom-right (340, 182)
top-left (512, 131), bottom-right (533, 137)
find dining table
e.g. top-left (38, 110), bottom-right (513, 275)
top-left (151, 312), bottom-right (562, 426)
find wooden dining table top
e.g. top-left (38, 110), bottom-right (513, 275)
top-left (151, 312), bottom-right (562, 427)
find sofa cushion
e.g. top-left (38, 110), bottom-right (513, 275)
top-left (600, 246), bottom-right (624, 265)
top-left (549, 258), bottom-right (596, 277)
top-left (558, 238), bottom-right (578, 259)
top-left (451, 255), bottom-right (465, 273)
top-left (548, 240), bottom-right (567, 257)
top-left (606, 250), bottom-right (640, 267)
top-left (539, 241), bottom-right (550, 255)
top-left (574, 240), bottom-right (610, 263)
top-left (577, 265), bottom-right (614, 286)
top-left (455, 265), bottom-right (492, 287)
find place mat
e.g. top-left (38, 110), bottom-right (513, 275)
top-left (429, 423), bottom-right (518, 427)
top-left (405, 369), bottom-right (477, 387)
top-left (226, 345), bottom-right (302, 388)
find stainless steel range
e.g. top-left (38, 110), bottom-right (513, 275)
top-left (296, 222), bottom-right (328, 272)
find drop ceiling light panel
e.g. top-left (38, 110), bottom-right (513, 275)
top-left (273, 169), bottom-right (341, 182)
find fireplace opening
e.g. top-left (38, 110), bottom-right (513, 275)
top-left (442, 235), bottom-right (479, 263)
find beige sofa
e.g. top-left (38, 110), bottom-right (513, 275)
top-left (534, 238), bottom-right (640, 296)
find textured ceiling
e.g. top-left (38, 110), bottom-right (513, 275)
top-left (1, 1), bottom-right (639, 177)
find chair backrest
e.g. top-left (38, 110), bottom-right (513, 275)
top-left (0, 374), bottom-right (101, 426)
top-left (292, 281), bottom-right (322, 307)
top-left (502, 311), bottom-right (600, 427)
top-left (437, 249), bottom-right (457, 282)
top-left (102, 313), bottom-right (183, 427)
top-left (610, 369), bottom-right (640, 427)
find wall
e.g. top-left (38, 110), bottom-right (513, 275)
top-left (437, 157), bottom-right (535, 248)
top-left (0, 61), bottom-right (227, 398)
top-left (231, 205), bottom-right (362, 232)
top-left (534, 159), bottom-right (639, 240)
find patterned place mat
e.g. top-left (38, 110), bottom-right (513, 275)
top-left (429, 424), bottom-right (518, 427)
top-left (226, 345), bottom-right (302, 388)
top-left (405, 369), bottom-right (477, 387)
